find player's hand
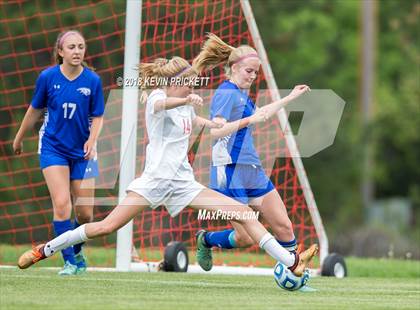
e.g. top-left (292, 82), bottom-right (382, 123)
top-left (13, 138), bottom-right (23, 155)
top-left (186, 94), bottom-right (203, 107)
top-left (84, 139), bottom-right (97, 160)
top-left (249, 108), bottom-right (268, 124)
top-left (287, 84), bottom-right (311, 101)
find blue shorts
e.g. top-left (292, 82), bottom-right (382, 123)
top-left (39, 150), bottom-right (99, 180)
top-left (210, 163), bottom-right (275, 204)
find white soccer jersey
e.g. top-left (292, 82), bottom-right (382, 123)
top-left (142, 89), bottom-right (196, 181)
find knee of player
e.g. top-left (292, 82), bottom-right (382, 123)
top-left (234, 233), bottom-right (254, 247)
top-left (75, 214), bottom-right (92, 224)
top-left (53, 204), bottom-right (72, 220)
top-left (273, 218), bottom-right (293, 234)
top-left (52, 195), bottom-right (71, 211)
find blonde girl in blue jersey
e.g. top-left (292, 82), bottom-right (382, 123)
top-left (18, 57), bottom-right (317, 278)
top-left (13, 30), bottom-right (105, 275)
top-left (192, 33), bottom-right (314, 271)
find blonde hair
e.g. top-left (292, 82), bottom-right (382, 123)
top-left (192, 33), bottom-right (258, 78)
top-left (137, 56), bottom-right (197, 103)
top-left (54, 30), bottom-right (94, 70)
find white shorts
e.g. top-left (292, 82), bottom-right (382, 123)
top-left (126, 173), bottom-right (205, 217)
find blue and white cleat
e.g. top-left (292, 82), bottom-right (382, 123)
top-left (298, 285), bottom-right (318, 292)
top-left (74, 251), bottom-right (87, 275)
top-left (58, 261), bottom-right (77, 275)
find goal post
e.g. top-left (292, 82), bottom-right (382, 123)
top-left (116, 0), bottom-right (142, 271)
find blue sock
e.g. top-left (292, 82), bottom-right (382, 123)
top-left (204, 229), bottom-right (236, 249)
top-left (73, 220), bottom-right (85, 255)
top-left (53, 219), bottom-right (76, 265)
top-left (277, 238), bottom-right (297, 253)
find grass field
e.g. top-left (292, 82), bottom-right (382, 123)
top-left (1, 245), bottom-right (419, 309)
top-left (1, 267), bottom-right (419, 310)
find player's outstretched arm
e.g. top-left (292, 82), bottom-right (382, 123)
top-left (13, 106), bottom-right (44, 155)
top-left (153, 94), bottom-right (203, 113)
top-left (260, 84), bottom-right (310, 119)
top-left (209, 109), bottom-right (268, 140)
top-left (193, 116), bottom-right (223, 129)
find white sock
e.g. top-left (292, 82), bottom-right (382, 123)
top-left (43, 224), bottom-right (89, 257)
top-left (259, 233), bottom-right (296, 267)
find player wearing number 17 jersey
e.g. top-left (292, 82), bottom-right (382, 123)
top-left (34, 60), bottom-right (104, 161)
top-left (13, 30), bottom-right (105, 275)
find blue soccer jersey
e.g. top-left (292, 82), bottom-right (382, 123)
top-left (210, 81), bottom-right (274, 201)
top-left (210, 80), bottom-right (261, 166)
top-left (31, 65), bottom-right (105, 159)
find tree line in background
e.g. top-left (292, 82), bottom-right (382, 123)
top-left (252, 0), bottom-right (419, 243)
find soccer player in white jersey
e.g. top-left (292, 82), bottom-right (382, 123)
top-left (13, 30), bottom-right (104, 275)
top-left (18, 57), bottom-right (316, 277)
top-left (192, 33), bottom-right (316, 271)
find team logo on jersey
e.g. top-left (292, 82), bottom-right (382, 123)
top-left (77, 87), bottom-right (91, 96)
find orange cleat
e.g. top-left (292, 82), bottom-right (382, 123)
top-left (290, 244), bottom-right (319, 277)
top-left (17, 244), bottom-right (46, 269)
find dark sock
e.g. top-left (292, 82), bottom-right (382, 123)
top-left (277, 238), bottom-right (297, 253)
top-left (204, 229), bottom-right (236, 249)
top-left (53, 219), bottom-right (76, 265)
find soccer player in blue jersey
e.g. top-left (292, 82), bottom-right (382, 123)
top-left (192, 33), bottom-right (314, 271)
top-left (13, 30), bottom-right (105, 275)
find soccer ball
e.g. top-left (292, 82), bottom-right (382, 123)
top-left (273, 262), bottom-right (310, 291)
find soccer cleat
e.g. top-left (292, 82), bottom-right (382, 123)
top-left (196, 230), bottom-right (213, 271)
top-left (298, 285), bottom-right (318, 292)
top-left (290, 244), bottom-right (319, 277)
top-left (74, 251), bottom-right (87, 275)
top-left (17, 244), bottom-right (46, 269)
top-left (58, 261), bottom-right (78, 275)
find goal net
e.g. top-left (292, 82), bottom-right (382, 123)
top-left (0, 0), bottom-right (327, 273)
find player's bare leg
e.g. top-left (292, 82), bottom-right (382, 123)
top-left (18, 192), bottom-right (150, 269)
top-left (250, 189), bottom-right (294, 241)
top-left (43, 165), bottom-right (77, 275)
top-left (84, 191), bottom-right (149, 238)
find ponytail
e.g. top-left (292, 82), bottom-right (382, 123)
top-left (193, 33), bottom-right (258, 78)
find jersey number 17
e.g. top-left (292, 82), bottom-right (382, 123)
top-left (62, 102), bottom-right (77, 119)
